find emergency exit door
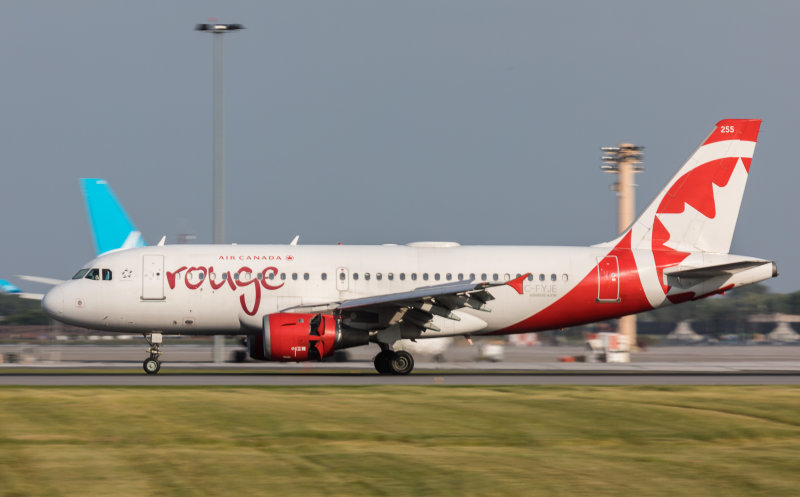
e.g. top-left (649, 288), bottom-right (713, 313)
top-left (596, 255), bottom-right (620, 302)
top-left (142, 255), bottom-right (165, 300)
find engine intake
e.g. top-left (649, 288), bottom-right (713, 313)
top-left (248, 313), bottom-right (368, 362)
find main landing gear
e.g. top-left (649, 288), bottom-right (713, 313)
top-left (373, 350), bottom-right (414, 375)
top-left (143, 333), bottom-right (163, 375)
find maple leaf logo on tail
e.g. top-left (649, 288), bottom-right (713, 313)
top-left (602, 119), bottom-right (762, 305)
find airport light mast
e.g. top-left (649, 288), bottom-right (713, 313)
top-left (196, 21), bottom-right (244, 363)
top-left (601, 143), bottom-right (644, 350)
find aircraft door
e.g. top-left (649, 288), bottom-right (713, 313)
top-left (596, 255), bottom-right (619, 302)
top-left (336, 267), bottom-right (349, 291)
top-left (142, 255), bottom-right (165, 300)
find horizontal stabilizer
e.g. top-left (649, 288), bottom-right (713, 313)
top-left (664, 260), bottom-right (773, 279)
top-left (17, 275), bottom-right (66, 286)
top-left (664, 260), bottom-right (776, 290)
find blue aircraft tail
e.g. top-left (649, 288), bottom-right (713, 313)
top-left (0, 279), bottom-right (22, 294)
top-left (80, 179), bottom-right (146, 255)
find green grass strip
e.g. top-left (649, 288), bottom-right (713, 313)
top-left (0, 386), bottom-right (798, 496)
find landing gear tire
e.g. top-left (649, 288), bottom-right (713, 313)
top-left (374, 351), bottom-right (394, 374)
top-left (143, 333), bottom-right (163, 374)
top-left (390, 351), bottom-right (414, 375)
top-left (143, 358), bottom-right (161, 375)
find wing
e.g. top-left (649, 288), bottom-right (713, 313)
top-left (283, 273), bottom-right (530, 333)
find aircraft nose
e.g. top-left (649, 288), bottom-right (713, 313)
top-left (42, 286), bottom-right (64, 318)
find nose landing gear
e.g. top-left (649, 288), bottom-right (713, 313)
top-left (143, 333), bottom-right (163, 375)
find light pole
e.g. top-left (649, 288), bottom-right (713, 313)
top-left (196, 21), bottom-right (244, 363)
top-left (601, 143), bottom-right (644, 350)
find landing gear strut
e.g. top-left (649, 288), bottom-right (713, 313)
top-left (373, 349), bottom-right (414, 375)
top-left (143, 333), bottom-right (163, 375)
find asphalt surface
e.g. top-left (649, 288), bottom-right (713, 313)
top-left (0, 343), bottom-right (798, 385)
top-left (1, 373), bottom-right (798, 386)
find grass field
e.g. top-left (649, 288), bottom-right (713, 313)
top-left (0, 386), bottom-right (798, 497)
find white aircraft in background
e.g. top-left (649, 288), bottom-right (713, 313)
top-left (42, 119), bottom-right (776, 374)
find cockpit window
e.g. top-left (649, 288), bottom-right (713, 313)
top-left (85, 268), bottom-right (101, 280)
top-left (102, 269), bottom-right (112, 281)
top-left (72, 269), bottom-right (89, 280)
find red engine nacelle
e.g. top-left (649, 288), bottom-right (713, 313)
top-left (248, 313), bottom-right (367, 362)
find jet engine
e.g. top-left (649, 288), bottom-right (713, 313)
top-left (248, 313), bottom-right (368, 362)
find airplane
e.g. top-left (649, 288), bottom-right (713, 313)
top-left (41, 119), bottom-right (777, 375)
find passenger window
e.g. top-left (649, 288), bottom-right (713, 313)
top-left (234, 273), bottom-right (240, 280)
top-left (446, 273), bottom-right (452, 281)
top-left (492, 273), bottom-right (499, 281)
top-left (72, 269), bottom-right (89, 280)
top-left (85, 268), bottom-right (101, 280)
top-left (365, 273), bottom-right (371, 281)
top-left (222, 273), bottom-right (228, 280)
top-left (423, 273), bottom-right (429, 281)
top-left (458, 273), bottom-right (464, 281)
top-left (388, 273), bottom-right (394, 281)
top-left (353, 273), bottom-right (359, 280)
top-left (280, 273), bottom-right (286, 281)
top-left (434, 273), bottom-right (440, 281)
top-left (198, 272), bottom-right (205, 280)
top-left (411, 273), bottom-right (417, 281)
top-left (102, 269), bottom-right (112, 281)
top-left (256, 273), bottom-right (262, 280)
top-left (321, 273), bottom-right (327, 281)
top-left (481, 273), bottom-right (487, 281)
top-left (304, 273), bottom-right (309, 280)
top-left (551, 274), bottom-right (557, 282)
top-left (527, 274), bottom-right (534, 281)
top-left (376, 273), bottom-right (382, 281)
top-left (268, 273), bottom-right (275, 280)
top-left (400, 273), bottom-right (406, 281)
top-left (539, 274), bottom-right (545, 281)
top-left (504, 274), bottom-right (510, 281)
top-left (563, 274), bottom-right (569, 281)
top-left (340, 272), bottom-right (346, 281)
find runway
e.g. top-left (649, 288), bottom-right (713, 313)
top-left (1, 372), bottom-right (799, 386)
top-left (0, 344), bottom-right (798, 385)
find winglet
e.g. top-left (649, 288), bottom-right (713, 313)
top-left (506, 273), bottom-right (529, 295)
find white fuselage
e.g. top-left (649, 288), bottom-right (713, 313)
top-left (42, 242), bottom-right (774, 338)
